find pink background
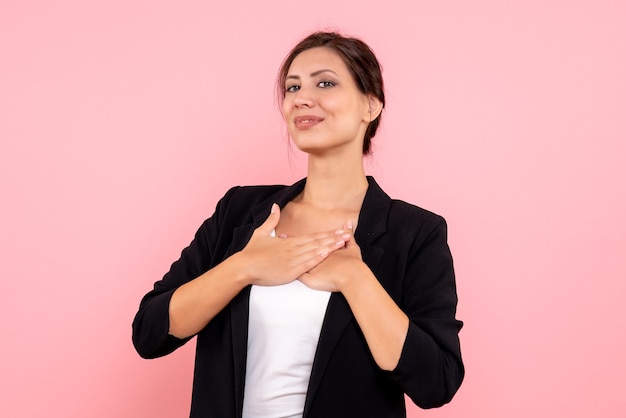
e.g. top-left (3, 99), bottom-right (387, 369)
top-left (1, 1), bottom-right (625, 417)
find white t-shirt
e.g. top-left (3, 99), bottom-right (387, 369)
top-left (242, 278), bottom-right (331, 418)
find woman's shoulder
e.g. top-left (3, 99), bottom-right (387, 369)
top-left (219, 183), bottom-right (293, 205)
top-left (382, 200), bottom-right (448, 249)
top-left (218, 178), bottom-right (307, 205)
top-left (225, 183), bottom-right (288, 196)
top-left (207, 182), bottom-right (300, 225)
top-left (389, 198), bottom-right (446, 225)
top-left (366, 177), bottom-right (446, 226)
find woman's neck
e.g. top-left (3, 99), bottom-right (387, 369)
top-left (299, 155), bottom-right (369, 212)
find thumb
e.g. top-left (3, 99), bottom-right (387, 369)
top-left (257, 203), bottom-right (280, 235)
top-left (344, 219), bottom-right (358, 249)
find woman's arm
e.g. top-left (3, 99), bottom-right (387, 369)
top-left (299, 217), bottom-right (464, 408)
top-left (299, 220), bottom-right (408, 370)
top-left (336, 259), bottom-right (409, 371)
top-left (133, 202), bottom-right (352, 355)
top-left (169, 204), bottom-right (351, 338)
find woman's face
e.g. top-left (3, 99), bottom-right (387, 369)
top-left (281, 47), bottom-right (375, 156)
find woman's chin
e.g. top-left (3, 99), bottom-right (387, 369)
top-left (291, 136), bottom-right (357, 156)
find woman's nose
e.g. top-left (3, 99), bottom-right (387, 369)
top-left (293, 87), bottom-right (314, 108)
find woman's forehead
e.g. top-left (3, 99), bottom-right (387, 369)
top-left (287, 47), bottom-right (349, 76)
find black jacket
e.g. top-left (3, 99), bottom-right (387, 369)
top-left (132, 177), bottom-right (464, 417)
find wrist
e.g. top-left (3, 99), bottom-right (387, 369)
top-left (223, 252), bottom-right (254, 287)
top-left (337, 261), bottom-right (369, 293)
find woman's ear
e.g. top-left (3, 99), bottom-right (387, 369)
top-left (363, 95), bottom-right (383, 122)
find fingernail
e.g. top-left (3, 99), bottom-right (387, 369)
top-left (347, 220), bottom-right (353, 229)
top-left (341, 233), bottom-right (350, 239)
top-left (335, 229), bottom-right (344, 234)
top-left (271, 203), bottom-right (278, 213)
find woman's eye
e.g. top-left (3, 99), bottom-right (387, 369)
top-left (285, 85), bottom-right (300, 93)
top-left (317, 81), bottom-right (335, 88)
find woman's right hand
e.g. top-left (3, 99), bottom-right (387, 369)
top-left (236, 203), bottom-right (351, 286)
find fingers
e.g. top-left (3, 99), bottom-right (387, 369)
top-left (256, 203), bottom-right (280, 235)
top-left (342, 220), bottom-right (362, 259)
top-left (284, 234), bottom-right (344, 265)
top-left (277, 228), bottom-right (350, 276)
top-left (291, 229), bottom-right (350, 258)
top-left (286, 247), bottom-right (336, 279)
top-left (289, 227), bottom-right (350, 247)
top-left (251, 213), bottom-right (354, 274)
top-left (344, 220), bottom-right (354, 248)
top-left (243, 215), bottom-right (361, 286)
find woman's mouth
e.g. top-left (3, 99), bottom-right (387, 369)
top-left (294, 115), bottom-right (324, 129)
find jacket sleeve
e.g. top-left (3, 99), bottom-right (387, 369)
top-left (131, 187), bottom-right (238, 359)
top-left (385, 215), bottom-right (464, 408)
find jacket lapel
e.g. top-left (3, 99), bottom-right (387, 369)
top-left (229, 179), bottom-right (307, 417)
top-left (303, 177), bottom-right (391, 416)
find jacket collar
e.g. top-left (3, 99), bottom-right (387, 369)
top-left (250, 176), bottom-right (391, 241)
top-left (230, 176), bottom-right (392, 417)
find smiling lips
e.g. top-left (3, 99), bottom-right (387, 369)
top-left (294, 115), bottom-right (324, 130)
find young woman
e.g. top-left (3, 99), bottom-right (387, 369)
top-left (133, 31), bottom-right (464, 418)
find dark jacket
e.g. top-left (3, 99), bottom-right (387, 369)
top-left (132, 177), bottom-right (464, 418)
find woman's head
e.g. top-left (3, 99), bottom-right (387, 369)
top-left (278, 32), bottom-right (385, 155)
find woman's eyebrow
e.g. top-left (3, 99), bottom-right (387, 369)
top-left (310, 69), bottom-right (338, 77)
top-left (286, 69), bottom-right (339, 80)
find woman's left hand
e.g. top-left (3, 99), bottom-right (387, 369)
top-left (298, 220), bottom-right (363, 293)
top-left (300, 220), bottom-right (410, 372)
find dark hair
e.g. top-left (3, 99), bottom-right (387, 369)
top-left (277, 31), bottom-right (385, 155)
